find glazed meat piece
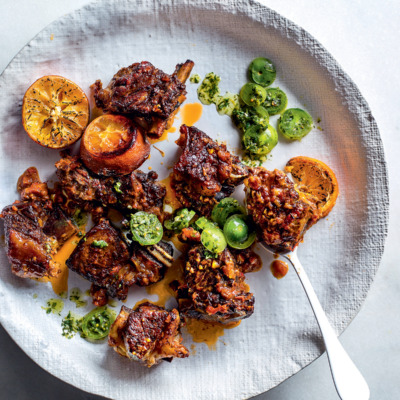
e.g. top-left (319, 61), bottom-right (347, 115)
top-left (108, 303), bottom-right (189, 367)
top-left (55, 154), bottom-right (166, 220)
top-left (178, 245), bottom-right (254, 324)
top-left (171, 125), bottom-right (249, 216)
top-left (55, 154), bottom-right (101, 207)
top-left (67, 219), bottom-right (135, 305)
top-left (244, 167), bottom-right (319, 252)
top-left (109, 170), bottom-right (166, 220)
top-left (1, 202), bottom-right (59, 278)
top-left (131, 241), bottom-right (174, 286)
top-left (230, 246), bottom-right (262, 274)
top-left (93, 60), bottom-right (194, 138)
top-left (17, 166), bottom-right (49, 202)
top-left (1, 167), bottom-right (77, 279)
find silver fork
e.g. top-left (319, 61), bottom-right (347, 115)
top-left (260, 242), bottom-right (370, 400)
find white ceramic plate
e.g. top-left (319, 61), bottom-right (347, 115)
top-left (0, 1), bottom-right (388, 399)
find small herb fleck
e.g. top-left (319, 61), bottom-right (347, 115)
top-left (61, 312), bottom-right (82, 339)
top-left (114, 181), bottom-right (123, 194)
top-left (92, 240), bottom-right (108, 248)
top-left (189, 73), bottom-right (201, 84)
top-left (42, 299), bottom-right (64, 316)
top-left (73, 209), bottom-right (88, 228)
top-left (69, 288), bottom-right (87, 308)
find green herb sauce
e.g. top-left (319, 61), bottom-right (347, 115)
top-left (61, 312), bottom-right (82, 339)
top-left (69, 288), bottom-right (87, 308)
top-left (42, 298), bottom-right (64, 316)
top-left (92, 240), bottom-right (108, 248)
top-left (189, 73), bottom-right (201, 84)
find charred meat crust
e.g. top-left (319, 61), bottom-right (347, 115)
top-left (55, 154), bottom-right (166, 221)
top-left (244, 167), bottom-right (319, 252)
top-left (178, 245), bottom-right (254, 324)
top-left (92, 60), bottom-right (194, 138)
top-left (108, 302), bottom-right (189, 367)
top-left (66, 219), bottom-right (174, 305)
top-left (1, 202), bottom-right (59, 278)
top-left (171, 125), bottom-right (249, 216)
top-left (131, 241), bottom-right (174, 286)
top-left (230, 246), bottom-right (263, 274)
top-left (0, 167), bottom-right (77, 279)
top-left (66, 219), bottom-right (135, 301)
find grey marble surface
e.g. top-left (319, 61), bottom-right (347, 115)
top-left (0, 1), bottom-right (399, 399)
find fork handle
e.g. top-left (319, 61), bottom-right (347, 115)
top-left (285, 251), bottom-right (370, 400)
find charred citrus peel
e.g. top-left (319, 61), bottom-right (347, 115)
top-left (285, 156), bottom-right (339, 218)
top-left (80, 114), bottom-right (150, 176)
top-left (22, 75), bottom-right (89, 148)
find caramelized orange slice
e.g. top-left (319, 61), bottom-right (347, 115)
top-left (22, 75), bottom-right (89, 148)
top-left (285, 156), bottom-right (339, 218)
top-left (80, 114), bottom-right (150, 176)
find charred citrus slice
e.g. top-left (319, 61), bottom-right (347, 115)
top-left (285, 156), bottom-right (339, 218)
top-left (22, 75), bottom-right (89, 148)
top-left (80, 114), bottom-right (150, 176)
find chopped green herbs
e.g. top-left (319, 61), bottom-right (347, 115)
top-left (114, 181), bottom-right (123, 194)
top-left (42, 299), bottom-right (64, 316)
top-left (72, 209), bottom-right (88, 228)
top-left (69, 288), bottom-right (87, 308)
top-left (197, 72), bottom-right (221, 105)
top-left (189, 73), bottom-right (201, 84)
top-left (61, 312), bottom-right (82, 339)
top-left (92, 240), bottom-right (108, 248)
top-left (164, 208), bottom-right (196, 232)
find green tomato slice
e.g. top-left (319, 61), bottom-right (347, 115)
top-left (194, 216), bottom-right (209, 231)
top-left (263, 88), bottom-right (288, 115)
top-left (243, 124), bottom-right (278, 155)
top-left (201, 222), bottom-right (227, 254)
top-left (239, 83), bottom-right (267, 107)
top-left (211, 198), bottom-right (246, 228)
top-left (232, 105), bottom-right (269, 133)
top-left (130, 211), bottom-right (163, 246)
top-left (81, 307), bottom-right (116, 340)
top-left (164, 208), bottom-right (196, 232)
top-left (278, 108), bottom-right (313, 140)
top-left (254, 105), bottom-right (270, 119)
top-left (224, 214), bottom-right (256, 250)
top-left (249, 57), bottom-right (276, 87)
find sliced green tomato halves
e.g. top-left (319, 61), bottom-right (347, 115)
top-left (278, 108), bottom-right (313, 140)
top-left (239, 83), bottom-right (267, 107)
top-left (249, 57), bottom-right (276, 87)
top-left (263, 88), bottom-right (288, 115)
top-left (81, 307), bottom-right (116, 340)
top-left (130, 211), bottom-right (163, 246)
top-left (201, 222), bottom-right (227, 254)
top-left (224, 214), bottom-right (256, 250)
top-left (211, 198), bottom-right (246, 228)
top-left (243, 124), bottom-right (278, 155)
